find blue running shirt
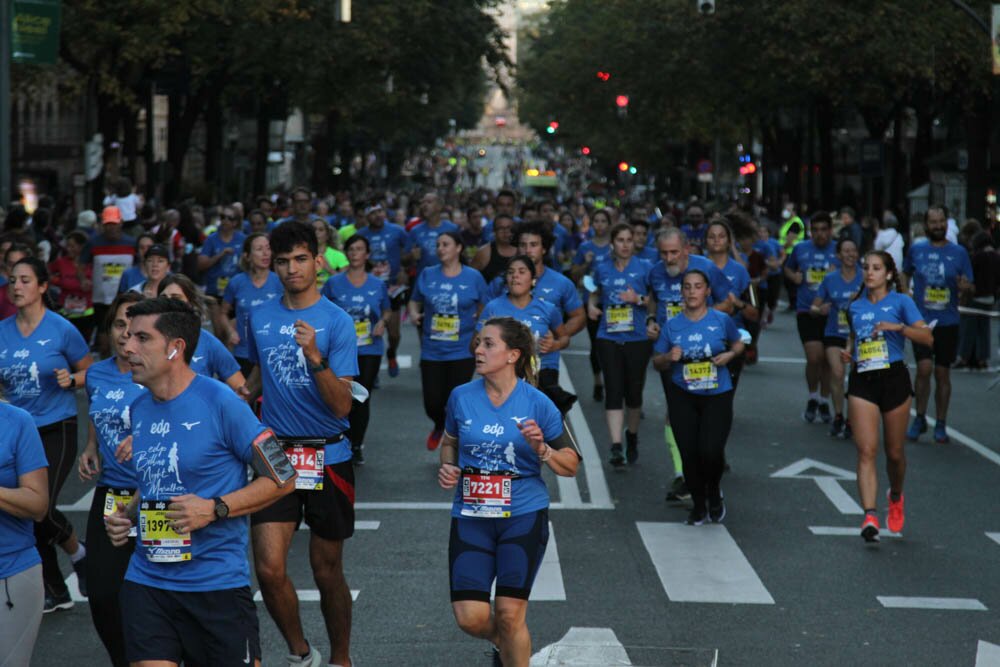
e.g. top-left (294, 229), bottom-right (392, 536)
top-left (0, 403), bottom-right (47, 579)
top-left (86, 357), bottom-right (144, 489)
top-left (655, 309), bottom-right (741, 395)
top-left (902, 241), bottom-right (973, 327)
top-left (785, 240), bottom-right (839, 312)
top-left (322, 272), bottom-right (391, 357)
top-left (816, 269), bottom-right (862, 339)
top-left (247, 297), bottom-right (358, 463)
top-left (478, 296), bottom-right (564, 371)
top-left (199, 231), bottom-right (246, 296)
top-left (592, 257), bottom-right (653, 342)
top-left (0, 310), bottom-right (90, 426)
top-left (847, 291), bottom-right (924, 372)
top-left (648, 255), bottom-right (729, 326)
top-left (222, 271), bottom-right (283, 360)
top-left (190, 329), bottom-right (240, 382)
top-left (571, 240), bottom-right (611, 268)
top-left (715, 258), bottom-right (752, 328)
top-left (444, 379), bottom-right (564, 518)
top-left (358, 223), bottom-right (411, 283)
top-left (411, 265), bottom-right (490, 361)
top-left (409, 220), bottom-right (459, 273)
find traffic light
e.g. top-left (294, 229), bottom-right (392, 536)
top-left (628, 166), bottom-right (638, 175)
top-left (581, 146), bottom-right (591, 155)
top-left (596, 71), bottom-right (611, 82)
top-left (739, 162), bottom-right (756, 175)
top-left (615, 95), bottom-right (629, 108)
top-left (546, 121), bottom-right (559, 134)
top-left (698, 0), bottom-right (715, 15)
top-left (618, 162), bottom-right (629, 172)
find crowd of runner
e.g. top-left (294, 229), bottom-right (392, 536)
top-left (0, 181), bottom-right (997, 666)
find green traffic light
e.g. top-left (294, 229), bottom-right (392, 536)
top-left (546, 126), bottom-right (555, 134)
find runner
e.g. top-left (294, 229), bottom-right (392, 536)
top-left (0, 400), bottom-right (48, 667)
top-left (77, 291), bottom-right (145, 666)
top-left (472, 213), bottom-right (517, 283)
top-left (86, 206), bottom-right (137, 357)
top-left (648, 228), bottom-right (731, 502)
top-left (754, 224), bottom-right (784, 326)
top-left (705, 218), bottom-right (757, 388)
top-left (0, 257), bottom-right (93, 612)
top-left (652, 268), bottom-right (744, 525)
top-left (321, 234), bottom-right (391, 465)
top-left (246, 220), bottom-right (359, 667)
top-left (221, 232), bottom-right (283, 376)
top-left (129, 244), bottom-right (171, 298)
top-left (810, 238), bottom-right (862, 438)
top-left (198, 203), bottom-right (246, 314)
top-left (104, 296), bottom-right (296, 666)
top-left (157, 274), bottom-right (249, 398)
top-left (410, 191), bottom-right (460, 274)
top-left (357, 202), bottom-right (412, 377)
top-left (477, 255), bottom-right (572, 410)
top-left (438, 316), bottom-right (580, 666)
top-left (571, 208), bottom-right (613, 401)
top-left (901, 206), bottom-right (975, 443)
top-left (409, 231), bottom-right (490, 450)
top-left (844, 251), bottom-right (931, 542)
top-left (47, 230), bottom-right (95, 342)
top-left (117, 233), bottom-right (155, 294)
top-left (587, 222), bottom-right (655, 466)
top-left (784, 211), bottom-right (838, 422)
top-left (313, 218), bottom-right (348, 287)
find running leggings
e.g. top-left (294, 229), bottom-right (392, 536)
top-left (420, 358), bottom-right (476, 432)
top-left (595, 339), bottom-right (652, 410)
top-left (0, 563), bottom-right (43, 667)
top-left (586, 316), bottom-right (602, 376)
top-left (85, 487), bottom-right (135, 667)
top-left (36, 417), bottom-right (77, 596)
top-left (665, 383), bottom-right (734, 513)
top-left (348, 355), bottom-right (382, 448)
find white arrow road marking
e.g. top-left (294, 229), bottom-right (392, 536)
top-left (771, 458), bottom-right (862, 515)
top-left (530, 627), bottom-right (632, 666)
top-left (57, 488), bottom-right (95, 513)
top-left (987, 533), bottom-right (1000, 547)
top-left (976, 640), bottom-right (1000, 667)
top-left (876, 596), bottom-right (987, 611)
top-left (637, 522), bottom-right (774, 604)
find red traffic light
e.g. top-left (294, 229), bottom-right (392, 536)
top-left (596, 71), bottom-right (611, 81)
top-left (581, 146), bottom-right (591, 155)
top-left (739, 163), bottom-right (757, 175)
top-left (615, 95), bottom-right (629, 108)
top-left (618, 161), bottom-right (629, 172)
top-left (549, 121), bottom-right (559, 130)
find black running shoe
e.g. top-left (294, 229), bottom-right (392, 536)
top-left (802, 399), bottom-right (819, 423)
top-left (352, 446), bottom-right (365, 466)
top-left (665, 477), bottom-right (691, 502)
top-left (609, 443), bottom-right (625, 467)
top-left (829, 415), bottom-right (845, 438)
top-left (625, 431), bottom-right (639, 464)
top-left (686, 509), bottom-right (708, 526)
top-left (43, 589), bottom-right (73, 614)
top-left (709, 496), bottom-right (726, 523)
top-left (489, 644), bottom-right (503, 666)
top-left (818, 402), bottom-right (832, 423)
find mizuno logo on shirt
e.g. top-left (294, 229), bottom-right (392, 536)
top-left (181, 421), bottom-right (201, 430)
top-left (36, 339), bottom-right (51, 346)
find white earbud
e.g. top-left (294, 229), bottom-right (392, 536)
top-left (167, 349), bottom-right (178, 360)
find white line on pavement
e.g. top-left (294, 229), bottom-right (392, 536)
top-left (636, 522), bottom-right (774, 604)
top-left (976, 640), bottom-right (1000, 667)
top-left (876, 596), bottom-right (987, 611)
top-left (491, 522), bottom-right (565, 601)
top-left (809, 526), bottom-right (901, 538)
top-left (986, 533), bottom-right (1000, 547)
top-left (559, 357), bottom-right (614, 510)
top-left (813, 477), bottom-right (864, 515)
top-left (57, 488), bottom-right (94, 513)
top-left (914, 412), bottom-right (1000, 468)
top-left (253, 589), bottom-right (360, 602)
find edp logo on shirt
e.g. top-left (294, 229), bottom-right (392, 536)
top-left (483, 423), bottom-right (505, 437)
top-left (279, 325), bottom-right (297, 336)
top-left (150, 420), bottom-right (171, 436)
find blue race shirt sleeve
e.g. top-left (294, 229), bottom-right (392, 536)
top-left (900, 293), bottom-right (924, 325)
top-left (653, 324), bottom-right (672, 355)
top-left (410, 270), bottom-right (426, 304)
top-left (326, 308), bottom-right (360, 378)
top-left (14, 409), bottom-right (47, 475)
top-left (206, 332), bottom-right (240, 381)
top-left (220, 390), bottom-right (266, 463)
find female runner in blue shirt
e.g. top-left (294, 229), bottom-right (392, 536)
top-left (0, 257), bottom-right (92, 611)
top-left (221, 232), bottom-right (283, 376)
top-left (843, 250), bottom-right (931, 543)
top-left (587, 222), bottom-right (655, 466)
top-left (810, 238), bottom-right (861, 439)
top-left (438, 316), bottom-right (580, 667)
top-left (652, 269), bottom-right (744, 525)
top-left (409, 231), bottom-right (490, 451)
top-left (571, 208), bottom-right (613, 401)
top-left (322, 234), bottom-right (392, 465)
top-left (77, 291), bottom-right (145, 666)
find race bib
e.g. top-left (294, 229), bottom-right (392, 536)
top-left (354, 320), bottom-right (373, 347)
top-left (806, 267), bottom-right (831, 287)
top-left (287, 445), bottom-right (324, 491)
top-left (64, 294), bottom-right (90, 315)
top-left (104, 488), bottom-right (136, 538)
top-left (461, 473), bottom-right (512, 518)
top-left (666, 302), bottom-right (682, 320)
top-left (430, 313), bottom-right (460, 342)
top-left (924, 286), bottom-right (949, 310)
top-left (857, 337), bottom-right (890, 373)
top-left (216, 276), bottom-right (230, 294)
top-left (836, 309), bottom-right (849, 334)
top-left (139, 500), bottom-right (191, 562)
top-left (682, 360), bottom-right (719, 391)
top-left (606, 305), bottom-right (634, 333)
top-left (103, 263), bottom-right (125, 279)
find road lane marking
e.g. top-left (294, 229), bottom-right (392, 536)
top-left (253, 589), bottom-right (360, 602)
top-left (809, 526), bottom-right (901, 538)
top-left (976, 640), bottom-right (1000, 667)
top-left (987, 532), bottom-right (1000, 547)
top-left (636, 522), bottom-right (774, 604)
top-left (914, 412), bottom-right (1000, 468)
top-left (530, 627), bottom-right (719, 667)
top-left (771, 458), bottom-right (862, 515)
top-left (492, 522), bottom-right (565, 601)
top-left (877, 596), bottom-right (987, 611)
top-left (559, 357), bottom-right (614, 510)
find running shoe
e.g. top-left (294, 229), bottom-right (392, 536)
top-left (72, 542), bottom-right (87, 597)
top-left (802, 399), bottom-right (819, 423)
top-left (287, 644), bottom-right (322, 667)
top-left (43, 590), bottom-right (74, 614)
top-left (387, 357), bottom-right (400, 378)
top-left (686, 509), bottom-right (708, 526)
top-left (708, 495), bottom-right (726, 523)
top-left (352, 445), bottom-right (366, 466)
top-left (593, 384), bottom-right (604, 402)
top-left (625, 431), bottom-right (639, 464)
top-left (828, 414), bottom-right (845, 438)
top-left (860, 514), bottom-right (880, 543)
top-left (906, 414), bottom-right (927, 441)
top-left (886, 491), bottom-right (905, 533)
top-left (842, 421), bottom-right (853, 441)
top-left (933, 420), bottom-right (950, 444)
top-left (665, 477), bottom-right (691, 502)
top-left (818, 402), bottom-right (832, 423)
top-left (609, 443), bottom-right (625, 467)
top-left (426, 430), bottom-right (443, 451)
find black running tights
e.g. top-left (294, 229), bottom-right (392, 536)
top-left (420, 358), bottom-right (476, 432)
top-left (664, 383), bottom-right (734, 513)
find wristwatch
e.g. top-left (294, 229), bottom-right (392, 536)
top-left (308, 358), bottom-right (330, 372)
top-left (213, 497), bottom-right (230, 520)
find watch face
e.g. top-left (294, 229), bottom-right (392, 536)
top-left (216, 501), bottom-right (229, 518)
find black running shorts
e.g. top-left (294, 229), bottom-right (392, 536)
top-left (796, 312), bottom-right (826, 344)
top-left (251, 459), bottom-right (355, 541)
top-left (848, 361), bottom-right (913, 413)
top-left (912, 324), bottom-right (958, 367)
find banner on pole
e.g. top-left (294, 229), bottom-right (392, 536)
top-left (11, 0), bottom-right (61, 65)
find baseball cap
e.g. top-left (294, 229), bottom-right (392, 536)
top-left (364, 204), bottom-right (384, 215)
top-left (145, 244), bottom-right (170, 260)
top-left (101, 206), bottom-right (123, 224)
top-left (77, 210), bottom-right (98, 229)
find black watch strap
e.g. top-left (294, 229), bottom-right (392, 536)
top-left (213, 497), bottom-right (230, 520)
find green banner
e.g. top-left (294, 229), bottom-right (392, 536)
top-left (11, 0), bottom-right (61, 65)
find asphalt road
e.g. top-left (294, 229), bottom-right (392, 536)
top-left (32, 307), bottom-right (1000, 666)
